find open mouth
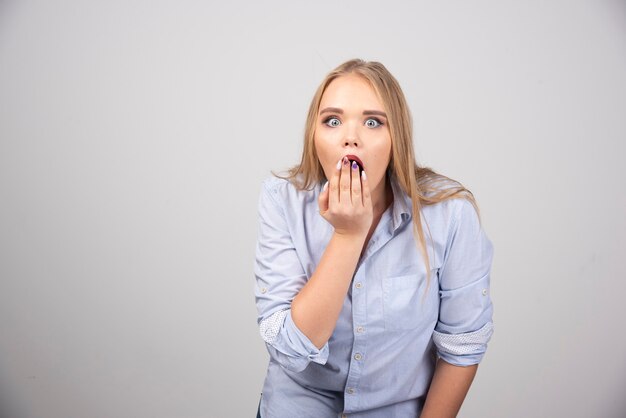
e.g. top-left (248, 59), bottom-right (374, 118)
top-left (345, 154), bottom-right (364, 173)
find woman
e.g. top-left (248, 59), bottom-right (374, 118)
top-left (254, 59), bottom-right (494, 417)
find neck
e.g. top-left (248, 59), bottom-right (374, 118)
top-left (370, 175), bottom-right (393, 218)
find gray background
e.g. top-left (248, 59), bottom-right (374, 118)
top-left (1, 0), bottom-right (625, 417)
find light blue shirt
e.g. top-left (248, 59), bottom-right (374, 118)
top-left (254, 175), bottom-right (494, 418)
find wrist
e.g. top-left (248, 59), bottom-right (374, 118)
top-left (331, 230), bottom-right (368, 244)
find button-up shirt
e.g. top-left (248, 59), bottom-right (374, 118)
top-left (254, 175), bottom-right (494, 418)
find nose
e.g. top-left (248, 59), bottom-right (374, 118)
top-left (343, 123), bottom-right (360, 147)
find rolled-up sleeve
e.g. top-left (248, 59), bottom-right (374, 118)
top-left (433, 198), bottom-right (494, 366)
top-left (254, 180), bottom-right (329, 373)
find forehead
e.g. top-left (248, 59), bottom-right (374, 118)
top-left (319, 74), bottom-right (384, 111)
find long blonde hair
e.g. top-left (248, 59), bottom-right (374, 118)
top-left (277, 58), bottom-right (478, 284)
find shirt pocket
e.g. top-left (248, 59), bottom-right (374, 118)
top-left (382, 272), bottom-right (437, 331)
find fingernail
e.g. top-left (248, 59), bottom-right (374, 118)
top-left (361, 170), bottom-right (367, 180)
top-left (336, 159), bottom-right (342, 170)
top-left (323, 181), bottom-right (328, 191)
top-left (352, 161), bottom-right (358, 171)
top-left (343, 157), bottom-right (349, 166)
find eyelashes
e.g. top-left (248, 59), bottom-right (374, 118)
top-left (322, 116), bottom-right (384, 128)
top-left (365, 118), bottom-right (382, 128)
top-left (324, 116), bottom-right (341, 127)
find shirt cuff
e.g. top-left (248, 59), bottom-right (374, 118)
top-left (260, 309), bottom-right (329, 373)
top-left (432, 322), bottom-right (494, 366)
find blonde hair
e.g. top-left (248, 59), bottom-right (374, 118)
top-left (277, 58), bottom-right (478, 285)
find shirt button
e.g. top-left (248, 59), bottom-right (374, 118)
top-left (355, 282), bottom-right (362, 289)
top-left (354, 353), bottom-right (362, 361)
top-left (356, 326), bottom-right (364, 333)
top-left (260, 287), bottom-right (267, 294)
top-left (482, 289), bottom-right (488, 296)
top-left (346, 387), bottom-right (355, 394)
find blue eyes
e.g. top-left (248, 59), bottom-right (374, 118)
top-left (323, 117), bottom-right (383, 128)
top-left (326, 117), bottom-right (341, 127)
top-left (365, 118), bottom-right (381, 128)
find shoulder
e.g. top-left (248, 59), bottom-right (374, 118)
top-left (428, 195), bottom-right (478, 226)
top-left (450, 197), bottom-right (479, 226)
top-left (421, 195), bottom-right (481, 248)
top-left (418, 172), bottom-right (479, 222)
top-left (261, 176), bottom-right (292, 198)
top-left (441, 197), bottom-right (484, 248)
top-left (259, 175), bottom-right (320, 207)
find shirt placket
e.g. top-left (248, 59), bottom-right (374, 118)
top-left (343, 216), bottom-right (395, 413)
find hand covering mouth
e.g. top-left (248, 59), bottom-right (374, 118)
top-left (345, 154), bottom-right (364, 173)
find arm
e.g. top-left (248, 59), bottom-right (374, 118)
top-left (291, 232), bottom-right (365, 348)
top-left (291, 157), bottom-right (372, 348)
top-left (255, 158), bottom-right (373, 370)
top-left (426, 198), bottom-right (494, 413)
top-left (421, 359), bottom-right (478, 418)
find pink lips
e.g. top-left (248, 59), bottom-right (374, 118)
top-left (345, 154), bottom-right (364, 170)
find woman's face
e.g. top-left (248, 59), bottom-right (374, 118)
top-left (314, 74), bottom-right (392, 193)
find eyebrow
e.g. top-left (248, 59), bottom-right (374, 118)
top-left (319, 107), bottom-right (387, 118)
top-left (363, 110), bottom-right (387, 118)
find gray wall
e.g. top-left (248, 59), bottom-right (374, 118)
top-left (1, 1), bottom-right (625, 417)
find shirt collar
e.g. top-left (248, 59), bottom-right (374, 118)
top-left (389, 175), bottom-right (412, 231)
top-left (316, 175), bottom-right (412, 231)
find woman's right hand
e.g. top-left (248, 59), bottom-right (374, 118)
top-left (318, 156), bottom-right (373, 238)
